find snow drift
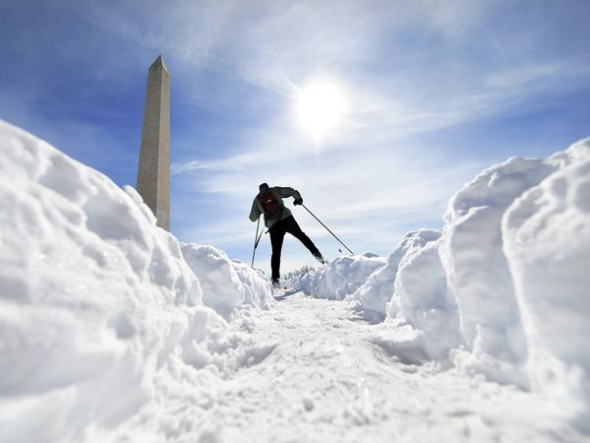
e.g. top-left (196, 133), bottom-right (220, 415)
top-left (296, 139), bottom-right (590, 432)
top-left (503, 142), bottom-right (590, 433)
top-left (0, 120), bottom-right (272, 442)
top-left (181, 243), bottom-right (271, 318)
top-left (296, 252), bottom-right (387, 301)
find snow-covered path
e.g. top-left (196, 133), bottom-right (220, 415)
top-left (178, 293), bottom-right (577, 443)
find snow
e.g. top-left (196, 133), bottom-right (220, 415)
top-left (181, 243), bottom-right (272, 318)
top-left (1, 119), bottom-right (589, 442)
top-left (503, 140), bottom-right (590, 433)
top-left (296, 252), bottom-right (387, 300)
top-left (351, 229), bottom-right (443, 323)
top-left (168, 293), bottom-right (580, 442)
top-left (0, 121), bottom-right (272, 442)
top-left (441, 156), bottom-right (557, 388)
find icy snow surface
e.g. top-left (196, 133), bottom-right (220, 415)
top-left (1, 119), bottom-right (589, 442)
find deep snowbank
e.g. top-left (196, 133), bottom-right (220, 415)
top-left (503, 141), bottom-right (590, 433)
top-left (0, 120), bottom-right (271, 442)
top-left (296, 252), bottom-right (386, 300)
top-left (295, 139), bottom-right (590, 431)
top-left (181, 243), bottom-right (271, 318)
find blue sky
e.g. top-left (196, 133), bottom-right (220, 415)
top-left (1, 0), bottom-right (589, 273)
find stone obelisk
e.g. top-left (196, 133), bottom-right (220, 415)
top-left (137, 55), bottom-right (170, 230)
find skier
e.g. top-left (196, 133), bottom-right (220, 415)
top-left (249, 183), bottom-right (326, 287)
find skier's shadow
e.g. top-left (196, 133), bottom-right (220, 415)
top-left (273, 290), bottom-right (298, 301)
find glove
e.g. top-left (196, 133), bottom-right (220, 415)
top-left (293, 197), bottom-right (303, 206)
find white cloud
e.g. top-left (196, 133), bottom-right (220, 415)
top-left (171, 154), bottom-right (254, 174)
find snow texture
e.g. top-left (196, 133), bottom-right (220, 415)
top-left (0, 121), bottom-right (272, 442)
top-left (296, 252), bottom-right (387, 300)
top-left (503, 140), bottom-right (590, 432)
top-left (297, 138), bottom-right (590, 432)
top-left (1, 119), bottom-right (589, 441)
top-left (181, 243), bottom-right (271, 318)
top-left (350, 229), bottom-right (442, 322)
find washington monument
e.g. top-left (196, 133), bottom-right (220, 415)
top-left (137, 55), bottom-right (170, 230)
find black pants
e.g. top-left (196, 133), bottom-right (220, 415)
top-left (270, 215), bottom-right (320, 281)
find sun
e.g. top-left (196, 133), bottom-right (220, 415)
top-left (294, 79), bottom-right (349, 141)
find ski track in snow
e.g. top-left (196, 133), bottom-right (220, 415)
top-left (113, 293), bottom-right (582, 443)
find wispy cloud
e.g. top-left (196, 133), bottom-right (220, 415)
top-left (171, 155), bottom-right (252, 174)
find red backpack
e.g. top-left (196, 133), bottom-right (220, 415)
top-left (258, 189), bottom-right (282, 216)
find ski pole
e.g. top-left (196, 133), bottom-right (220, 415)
top-left (255, 226), bottom-right (265, 248)
top-left (301, 204), bottom-right (354, 255)
top-left (251, 217), bottom-right (262, 268)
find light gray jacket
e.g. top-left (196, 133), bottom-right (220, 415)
top-left (249, 186), bottom-right (301, 229)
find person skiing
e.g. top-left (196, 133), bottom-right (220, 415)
top-left (249, 183), bottom-right (326, 287)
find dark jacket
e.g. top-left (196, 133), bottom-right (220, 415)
top-left (249, 186), bottom-right (301, 229)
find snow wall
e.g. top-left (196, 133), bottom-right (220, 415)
top-left (293, 139), bottom-right (590, 433)
top-left (1, 119), bottom-right (589, 437)
top-left (0, 120), bottom-right (273, 442)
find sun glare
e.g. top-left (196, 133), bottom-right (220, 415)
top-left (295, 79), bottom-right (349, 141)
